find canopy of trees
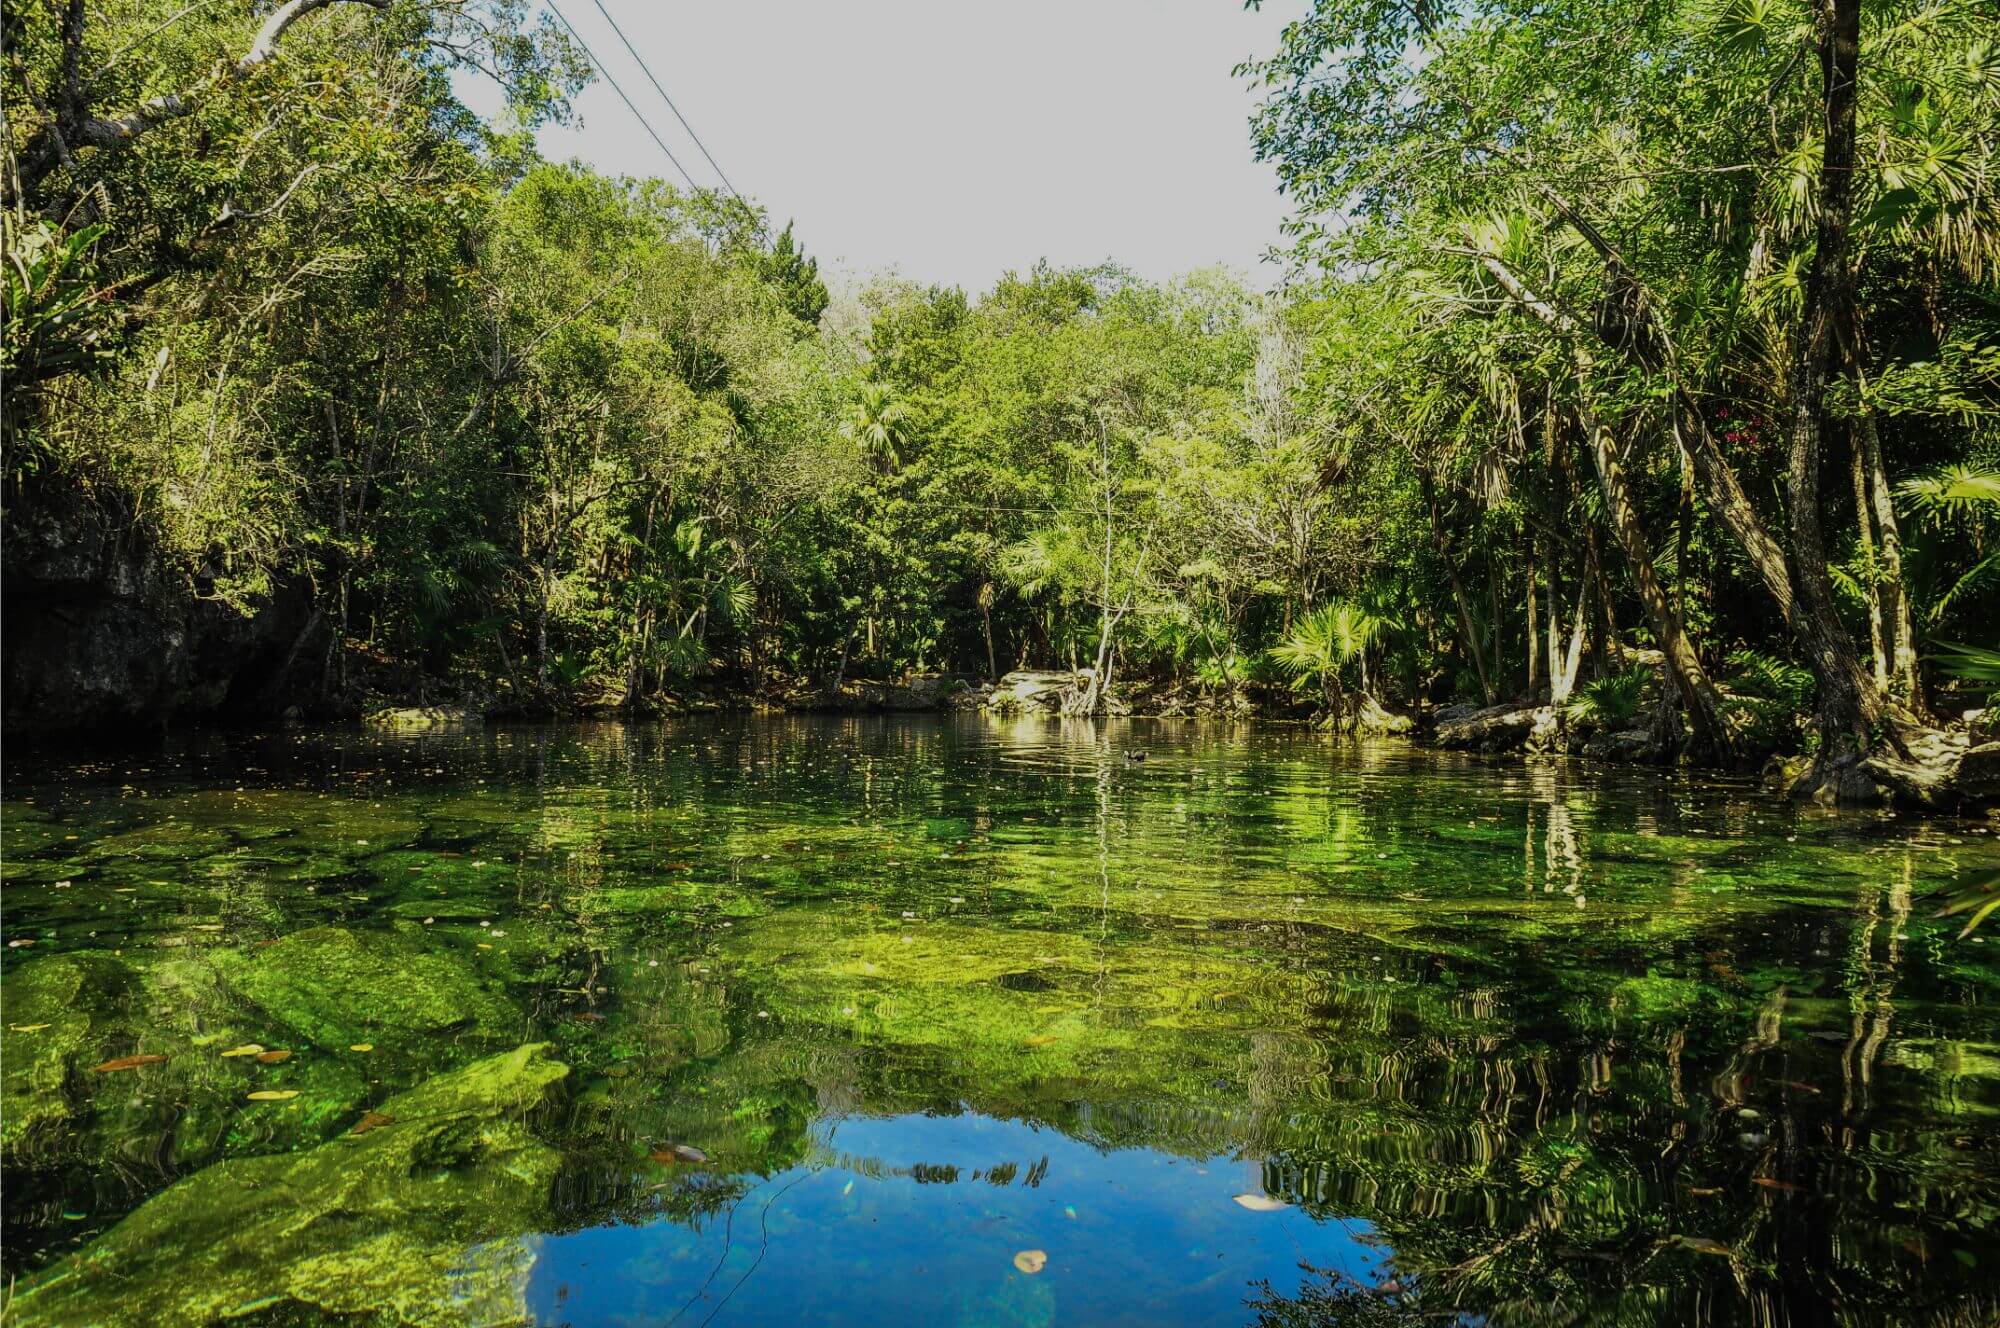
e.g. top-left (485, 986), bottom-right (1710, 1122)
top-left (4, 0), bottom-right (1996, 796)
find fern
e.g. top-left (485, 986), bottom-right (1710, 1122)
top-left (1725, 648), bottom-right (1813, 711)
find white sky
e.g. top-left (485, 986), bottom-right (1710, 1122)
top-left (511, 1), bottom-right (1304, 293)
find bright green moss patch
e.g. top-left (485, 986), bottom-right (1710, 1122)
top-left (10, 1044), bottom-right (570, 1328)
top-left (215, 927), bottom-right (520, 1050)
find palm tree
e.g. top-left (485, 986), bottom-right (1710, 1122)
top-left (846, 381), bottom-right (909, 474)
top-left (1269, 599), bottom-right (1393, 720)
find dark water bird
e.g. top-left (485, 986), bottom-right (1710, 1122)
top-left (1124, 751), bottom-right (1147, 764)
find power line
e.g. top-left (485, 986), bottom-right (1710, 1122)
top-left (544, 0), bottom-right (698, 191)
top-left (585, 0), bottom-right (746, 205)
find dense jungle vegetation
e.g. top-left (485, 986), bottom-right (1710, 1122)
top-left (3, 0), bottom-right (1998, 798)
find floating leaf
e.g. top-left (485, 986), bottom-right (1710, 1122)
top-left (350, 1111), bottom-right (396, 1136)
top-left (256, 1049), bottom-right (293, 1064)
top-left (1233, 1193), bottom-right (1290, 1212)
top-left (91, 1054), bottom-right (166, 1073)
top-left (349, 1043), bottom-right (374, 1052)
top-left (219, 1044), bottom-right (266, 1058)
top-left (1012, 1249), bottom-right (1048, 1275)
top-left (1752, 1177), bottom-right (1804, 1193)
top-left (246, 1090), bottom-right (299, 1101)
top-left (9, 1024), bottom-right (50, 1033)
top-left (1024, 1034), bottom-right (1060, 1048)
top-left (1689, 1186), bottom-right (1722, 1196)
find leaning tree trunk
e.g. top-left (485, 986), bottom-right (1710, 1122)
top-left (1577, 398), bottom-right (1736, 764)
top-left (1477, 240), bottom-right (1890, 784)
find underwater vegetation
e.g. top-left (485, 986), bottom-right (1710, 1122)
top-left (2, 717), bottom-right (1996, 1326)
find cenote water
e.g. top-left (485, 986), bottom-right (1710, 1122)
top-left (2, 716), bottom-right (1997, 1327)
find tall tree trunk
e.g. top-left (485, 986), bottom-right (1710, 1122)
top-left (536, 566), bottom-right (551, 692)
top-left (1578, 396), bottom-right (1735, 764)
top-left (1849, 430), bottom-right (1888, 688)
top-left (1859, 413), bottom-right (1921, 708)
top-left (1526, 552), bottom-right (1541, 696)
top-left (1787, 0), bottom-right (1890, 799)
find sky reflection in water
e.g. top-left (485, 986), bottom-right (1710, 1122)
top-left (1, 716), bottom-right (1996, 1327)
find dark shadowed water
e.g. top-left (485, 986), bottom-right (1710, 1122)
top-left (2, 716), bottom-right (1996, 1327)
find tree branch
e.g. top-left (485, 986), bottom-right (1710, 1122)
top-left (22, 0), bottom-right (390, 190)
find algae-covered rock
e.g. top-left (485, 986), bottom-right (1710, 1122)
top-left (363, 704), bottom-right (483, 733)
top-left (1, 951), bottom-right (138, 1162)
top-left (218, 927), bottom-right (520, 1050)
top-left (10, 1044), bottom-right (570, 1328)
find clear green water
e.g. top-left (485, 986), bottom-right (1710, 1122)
top-left (2, 716), bottom-right (1996, 1327)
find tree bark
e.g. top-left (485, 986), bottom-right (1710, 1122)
top-left (1786, 0), bottom-right (1890, 798)
top-left (1857, 411), bottom-right (1922, 709)
top-left (1577, 398), bottom-right (1735, 763)
top-left (1849, 429), bottom-right (1888, 688)
top-left (1526, 552), bottom-right (1541, 695)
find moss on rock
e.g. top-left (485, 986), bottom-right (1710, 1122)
top-left (1, 951), bottom-right (139, 1163)
top-left (10, 1044), bottom-right (570, 1328)
top-left (216, 926), bottom-right (520, 1050)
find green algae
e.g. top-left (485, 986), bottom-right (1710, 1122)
top-left (3, 719), bottom-right (1998, 1325)
top-left (0, 952), bottom-right (138, 1161)
top-left (10, 1044), bottom-right (570, 1328)
top-left (216, 926), bottom-right (520, 1050)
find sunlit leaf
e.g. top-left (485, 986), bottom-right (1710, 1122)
top-left (350, 1111), bottom-right (396, 1135)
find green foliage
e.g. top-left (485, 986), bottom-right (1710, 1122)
top-left (4, 0), bottom-right (1996, 739)
top-left (1270, 600), bottom-right (1392, 708)
top-left (1726, 648), bottom-right (1814, 712)
top-left (1566, 668), bottom-right (1650, 730)
top-left (1932, 641), bottom-right (2000, 687)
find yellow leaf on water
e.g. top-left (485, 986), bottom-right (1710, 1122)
top-left (220, 1044), bottom-right (265, 1058)
top-left (1233, 1193), bottom-right (1290, 1212)
top-left (9, 1024), bottom-right (50, 1033)
top-left (1024, 1034), bottom-right (1060, 1048)
top-left (1012, 1249), bottom-right (1047, 1275)
top-left (349, 1044), bottom-right (374, 1052)
top-left (246, 1090), bottom-right (299, 1101)
top-left (256, 1049), bottom-right (292, 1064)
top-left (92, 1054), bottom-right (167, 1073)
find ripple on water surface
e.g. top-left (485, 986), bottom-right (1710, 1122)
top-left (1, 715), bottom-right (1997, 1328)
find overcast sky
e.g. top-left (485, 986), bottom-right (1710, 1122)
top-left (514, 1), bottom-right (1303, 294)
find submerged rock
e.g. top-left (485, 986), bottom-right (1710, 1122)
top-left (0, 952), bottom-right (138, 1162)
top-left (217, 926), bottom-right (519, 1049)
top-left (10, 1044), bottom-right (570, 1328)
